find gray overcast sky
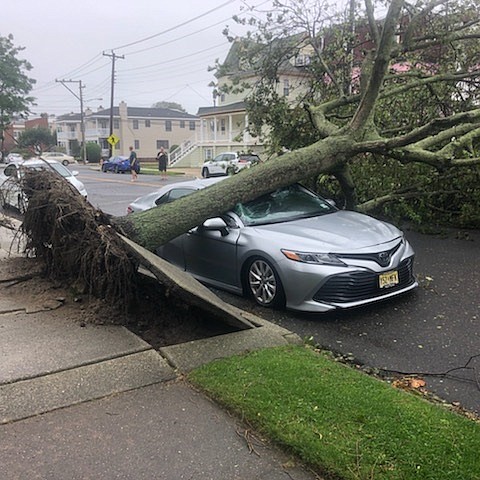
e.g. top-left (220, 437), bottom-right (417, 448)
top-left (2, 0), bottom-right (271, 117)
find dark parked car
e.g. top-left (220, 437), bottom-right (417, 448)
top-left (101, 156), bottom-right (139, 174)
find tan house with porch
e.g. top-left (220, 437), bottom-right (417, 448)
top-left (170, 39), bottom-right (314, 167)
top-left (56, 101), bottom-right (199, 160)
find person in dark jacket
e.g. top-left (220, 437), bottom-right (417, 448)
top-left (157, 147), bottom-right (168, 180)
top-left (128, 146), bottom-right (139, 182)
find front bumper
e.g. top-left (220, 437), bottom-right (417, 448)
top-left (277, 253), bottom-right (417, 313)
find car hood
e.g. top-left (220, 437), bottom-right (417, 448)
top-left (67, 176), bottom-right (87, 198)
top-left (252, 210), bottom-right (402, 252)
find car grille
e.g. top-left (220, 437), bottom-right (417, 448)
top-left (313, 257), bottom-right (415, 304)
top-left (336, 241), bottom-right (401, 267)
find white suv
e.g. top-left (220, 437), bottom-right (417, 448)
top-left (201, 152), bottom-right (260, 178)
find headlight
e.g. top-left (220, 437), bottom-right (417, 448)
top-left (281, 249), bottom-right (346, 266)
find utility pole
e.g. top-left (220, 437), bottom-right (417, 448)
top-left (56, 79), bottom-right (86, 163)
top-left (103, 51), bottom-right (124, 157)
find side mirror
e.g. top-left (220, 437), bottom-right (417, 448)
top-left (202, 217), bottom-right (229, 236)
top-left (3, 165), bottom-right (17, 177)
top-left (71, 170), bottom-right (79, 176)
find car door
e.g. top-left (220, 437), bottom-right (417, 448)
top-left (211, 153), bottom-right (236, 176)
top-left (182, 217), bottom-right (241, 288)
top-left (208, 154), bottom-right (224, 175)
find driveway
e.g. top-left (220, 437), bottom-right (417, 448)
top-left (215, 228), bottom-right (480, 415)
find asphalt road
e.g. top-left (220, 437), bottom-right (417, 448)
top-left (5, 164), bottom-right (480, 415)
top-left (214, 228), bottom-right (480, 414)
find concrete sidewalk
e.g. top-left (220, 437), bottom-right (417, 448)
top-left (0, 220), bottom-right (318, 479)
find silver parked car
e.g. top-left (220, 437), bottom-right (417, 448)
top-left (0, 159), bottom-right (87, 213)
top-left (127, 177), bottom-right (226, 214)
top-left (128, 180), bottom-right (417, 313)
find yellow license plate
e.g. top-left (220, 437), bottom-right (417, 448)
top-left (379, 270), bottom-right (399, 288)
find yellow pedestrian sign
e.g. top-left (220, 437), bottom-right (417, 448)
top-left (107, 134), bottom-right (120, 146)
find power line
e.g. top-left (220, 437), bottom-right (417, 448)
top-left (120, 42), bottom-right (228, 73)
top-left (111, 0), bottom-right (237, 51)
top-left (125, 17), bottom-right (234, 56)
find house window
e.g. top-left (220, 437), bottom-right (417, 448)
top-left (205, 149), bottom-right (213, 160)
top-left (283, 79), bottom-right (290, 96)
top-left (133, 119), bottom-right (139, 129)
top-left (134, 140), bottom-right (140, 149)
top-left (165, 120), bottom-right (172, 131)
top-left (156, 140), bottom-right (169, 149)
top-left (145, 119), bottom-right (151, 127)
top-left (180, 120), bottom-right (185, 128)
top-left (220, 119), bottom-right (226, 133)
top-left (113, 119), bottom-right (120, 129)
top-left (220, 93), bottom-right (225, 103)
top-left (189, 121), bottom-right (196, 131)
top-left (295, 54), bottom-right (311, 66)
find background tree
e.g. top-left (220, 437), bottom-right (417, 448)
top-left (219, 0), bottom-right (480, 226)
top-left (0, 34), bottom-right (36, 157)
top-left (17, 127), bottom-right (55, 155)
top-left (86, 142), bottom-right (102, 163)
top-left (152, 101), bottom-right (186, 112)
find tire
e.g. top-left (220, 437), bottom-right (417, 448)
top-left (202, 167), bottom-right (210, 178)
top-left (226, 166), bottom-right (236, 176)
top-left (62, 160), bottom-right (69, 166)
top-left (244, 257), bottom-right (285, 309)
top-left (101, 164), bottom-right (107, 172)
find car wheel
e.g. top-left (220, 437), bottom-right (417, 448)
top-left (202, 167), bottom-right (210, 178)
top-left (226, 166), bottom-right (236, 176)
top-left (62, 160), bottom-right (69, 166)
top-left (245, 257), bottom-right (285, 309)
top-left (101, 164), bottom-right (107, 172)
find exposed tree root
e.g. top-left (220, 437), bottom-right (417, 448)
top-left (17, 170), bottom-right (256, 332)
top-left (21, 170), bottom-right (138, 308)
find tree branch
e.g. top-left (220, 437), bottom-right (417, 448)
top-left (356, 109), bottom-right (480, 151)
top-left (350, 0), bottom-right (405, 133)
top-left (364, 0), bottom-right (380, 46)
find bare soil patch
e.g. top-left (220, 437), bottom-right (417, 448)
top-left (0, 256), bottom-right (238, 348)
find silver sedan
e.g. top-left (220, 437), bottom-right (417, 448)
top-left (130, 181), bottom-right (417, 312)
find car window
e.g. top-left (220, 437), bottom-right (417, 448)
top-left (48, 163), bottom-right (73, 178)
top-left (155, 187), bottom-right (196, 206)
top-left (239, 154), bottom-right (260, 162)
top-left (224, 154), bottom-right (236, 161)
top-left (233, 184), bottom-right (336, 226)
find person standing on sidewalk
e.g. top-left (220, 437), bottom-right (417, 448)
top-left (157, 147), bottom-right (168, 180)
top-left (129, 146), bottom-right (138, 182)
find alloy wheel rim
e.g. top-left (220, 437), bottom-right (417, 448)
top-left (248, 259), bottom-right (277, 305)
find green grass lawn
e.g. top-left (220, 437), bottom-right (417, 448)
top-left (189, 345), bottom-right (480, 480)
